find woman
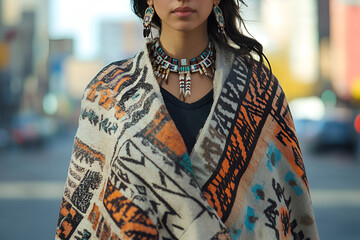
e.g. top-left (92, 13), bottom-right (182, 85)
top-left (56, 0), bottom-right (319, 239)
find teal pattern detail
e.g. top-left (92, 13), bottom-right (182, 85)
top-left (146, 8), bottom-right (153, 14)
top-left (99, 118), bottom-right (118, 135)
top-left (285, 171), bottom-right (303, 196)
top-left (180, 153), bottom-right (194, 175)
top-left (245, 206), bottom-right (258, 231)
top-left (81, 108), bottom-right (118, 135)
top-left (207, 206), bottom-right (214, 211)
top-left (266, 142), bottom-right (282, 171)
top-left (252, 184), bottom-right (265, 203)
top-left (230, 226), bottom-right (242, 239)
top-left (132, 93), bottom-right (140, 99)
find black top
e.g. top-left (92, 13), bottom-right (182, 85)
top-left (160, 87), bottom-right (214, 154)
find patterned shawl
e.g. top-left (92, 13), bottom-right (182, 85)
top-left (56, 40), bottom-right (319, 240)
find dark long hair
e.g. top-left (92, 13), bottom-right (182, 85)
top-left (131, 0), bottom-right (270, 70)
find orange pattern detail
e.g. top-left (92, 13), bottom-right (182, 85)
top-left (156, 121), bottom-right (186, 156)
top-left (103, 180), bottom-right (158, 240)
top-left (279, 206), bottom-right (291, 240)
top-left (60, 221), bottom-right (72, 239)
top-left (75, 138), bottom-right (105, 164)
top-left (86, 68), bottom-right (129, 120)
top-left (88, 204), bottom-right (101, 230)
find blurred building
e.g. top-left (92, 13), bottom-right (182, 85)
top-left (100, 20), bottom-right (144, 64)
top-left (0, 0), bottom-right (3, 36)
top-left (259, 0), bottom-right (319, 100)
top-left (48, 38), bottom-right (74, 93)
top-left (0, 0), bottom-right (49, 116)
top-left (0, 0), bottom-right (51, 146)
top-left (330, 0), bottom-right (360, 102)
top-left (63, 58), bottom-right (103, 99)
top-left (1, 4), bottom-right (35, 128)
top-left (318, 0), bottom-right (331, 86)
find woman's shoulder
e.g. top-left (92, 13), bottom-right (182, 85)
top-left (229, 54), bottom-right (285, 97)
top-left (235, 56), bottom-right (278, 87)
top-left (85, 57), bottom-right (135, 91)
top-left (83, 44), bottom-right (151, 93)
top-left (77, 55), bottom-right (141, 110)
top-left (218, 43), bottom-right (274, 81)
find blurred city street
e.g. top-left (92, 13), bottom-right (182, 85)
top-left (0, 128), bottom-right (74, 240)
top-left (1, 130), bottom-right (360, 240)
top-left (1, 0), bottom-right (360, 239)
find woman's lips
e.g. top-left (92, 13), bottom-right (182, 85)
top-left (173, 6), bottom-right (195, 17)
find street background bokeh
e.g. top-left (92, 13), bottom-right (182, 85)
top-left (1, 0), bottom-right (360, 239)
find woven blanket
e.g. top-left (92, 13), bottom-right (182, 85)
top-left (56, 40), bottom-right (319, 240)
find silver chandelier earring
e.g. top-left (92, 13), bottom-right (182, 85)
top-left (213, 5), bottom-right (225, 36)
top-left (143, 6), bottom-right (155, 38)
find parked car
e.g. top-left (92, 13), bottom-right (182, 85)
top-left (10, 111), bottom-right (58, 146)
top-left (295, 107), bottom-right (356, 152)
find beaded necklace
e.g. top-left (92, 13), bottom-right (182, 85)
top-left (151, 40), bottom-right (216, 100)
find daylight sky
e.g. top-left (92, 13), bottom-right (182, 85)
top-left (49, 0), bottom-right (137, 59)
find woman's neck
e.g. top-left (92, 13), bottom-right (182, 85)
top-left (159, 22), bottom-right (209, 60)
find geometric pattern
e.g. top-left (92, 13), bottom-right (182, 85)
top-left (55, 41), bottom-right (318, 240)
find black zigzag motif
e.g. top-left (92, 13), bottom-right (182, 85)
top-left (269, 85), bottom-right (309, 190)
top-left (212, 58), bottom-right (248, 137)
top-left (71, 170), bottom-right (102, 213)
top-left (200, 58), bottom-right (249, 173)
top-left (202, 63), bottom-right (277, 222)
top-left (57, 198), bottom-right (84, 240)
top-left (110, 139), bottom-right (222, 239)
